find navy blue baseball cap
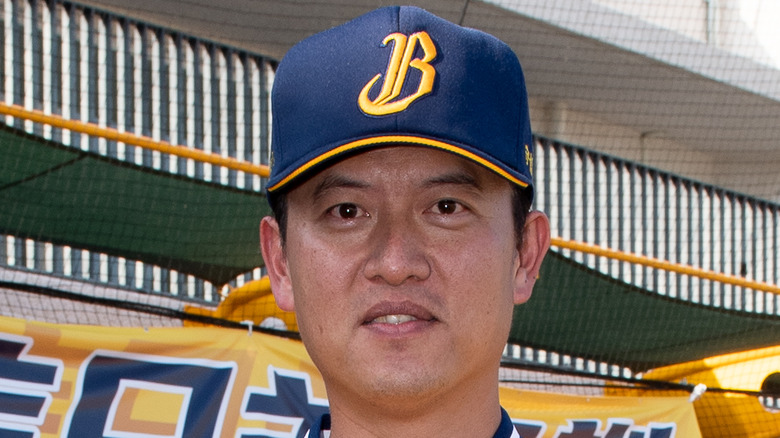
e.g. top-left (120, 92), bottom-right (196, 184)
top-left (267, 6), bottom-right (535, 199)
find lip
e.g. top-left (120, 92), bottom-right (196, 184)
top-left (361, 300), bottom-right (438, 336)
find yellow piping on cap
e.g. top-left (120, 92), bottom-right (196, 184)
top-left (268, 135), bottom-right (529, 192)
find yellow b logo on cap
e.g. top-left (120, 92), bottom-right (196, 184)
top-left (358, 32), bottom-right (437, 116)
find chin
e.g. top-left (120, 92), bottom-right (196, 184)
top-left (363, 362), bottom-right (448, 400)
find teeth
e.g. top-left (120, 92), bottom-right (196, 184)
top-left (373, 314), bottom-right (418, 325)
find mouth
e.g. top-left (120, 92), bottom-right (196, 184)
top-left (369, 314), bottom-right (421, 325)
top-left (362, 302), bottom-right (437, 327)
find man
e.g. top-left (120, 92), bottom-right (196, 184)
top-left (260, 6), bottom-right (550, 438)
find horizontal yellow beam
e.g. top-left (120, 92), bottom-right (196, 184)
top-left (0, 101), bottom-right (270, 178)
top-left (551, 237), bottom-right (780, 295)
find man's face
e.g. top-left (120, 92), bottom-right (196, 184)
top-left (261, 146), bottom-right (545, 412)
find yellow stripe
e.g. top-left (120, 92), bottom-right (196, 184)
top-left (551, 237), bottom-right (780, 295)
top-left (0, 101), bottom-right (270, 178)
top-left (268, 135), bottom-right (529, 191)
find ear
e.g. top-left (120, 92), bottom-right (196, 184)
top-left (260, 216), bottom-right (296, 312)
top-left (513, 210), bottom-right (551, 305)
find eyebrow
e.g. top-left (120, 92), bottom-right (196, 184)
top-left (311, 174), bottom-right (370, 201)
top-left (422, 171), bottom-right (483, 191)
top-left (310, 168), bottom-right (484, 202)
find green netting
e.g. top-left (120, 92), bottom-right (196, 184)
top-left (511, 251), bottom-right (780, 371)
top-left (0, 126), bottom-right (269, 285)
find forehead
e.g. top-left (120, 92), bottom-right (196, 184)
top-left (290, 146), bottom-right (512, 195)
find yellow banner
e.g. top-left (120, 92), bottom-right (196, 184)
top-left (0, 315), bottom-right (700, 437)
top-left (501, 387), bottom-right (701, 437)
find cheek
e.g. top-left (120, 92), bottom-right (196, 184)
top-left (440, 229), bottom-right (517, 322)
top-left (288, 224), bottom-right (347, 280)
top-left (444, 226), bottom-right (516, 281)
top-left (285, 233), bottom-right (361, 323)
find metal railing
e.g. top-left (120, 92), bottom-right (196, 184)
top-left (0, 0), bottom-right (275, 301)
top-left (535, 136), bottom-right (779, 315)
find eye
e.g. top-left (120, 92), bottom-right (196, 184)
top-left (433, 199), bottom-right (463, 215)
top-left (328, 203), bottom-right (366, 219)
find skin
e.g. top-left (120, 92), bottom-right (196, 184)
top-left (260, 146), bottom-right (550, 438)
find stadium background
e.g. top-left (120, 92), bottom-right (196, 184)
top-left (0, 0), bottom-right (779, 436)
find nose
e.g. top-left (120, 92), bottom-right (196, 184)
top-left (363, 216), bottom-right (431, 286)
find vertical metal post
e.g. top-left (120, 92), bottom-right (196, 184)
top-left (140, 24), bottom-right (152, 165)
top-left (617, 160), bottom-right (625, 281)
top-left (209, 44), bottom-right (221, 181)
top-left (87, 9), bottom-right (101, 283)
top-left (176, 33), bottom-right (187, 175)
top-left (48, 0), bottom-right (63, 142)
top-left (568, 146), bottom-right (576, 245)
top-left (556, 143), bottom-right (564, 239)
top-left (12, 0), bottom-right (24, 128)
top-left (67, 3), bottom-right (80, 147)
top-left (688, 184), bottom-right (706, 303)
top-left (629, 163), bottom-right (637, 285)
top-left (242, 53), bottom-right (253, 189)
top-left (605, 156), bottom-right (613, 276)
top-left (192, 40), bottom-right (204, 180)
top-left (31, 0), bottom-right (43, 133)
top-left (104, 14), bottom-right (117, 157)
top-left (140, 27), bottom-right (155, 294)
top-left (85, 8), bottom-right (98, 154)
top-left (579, 150), bottom-right (587, 263)
top-left (664, 176), bottom-right (672, 296)
top-left (226, 48), bottom-right (237, 186)
top-left (157, 28), bottom-right (169, 170)
top-left (718, 191), bottom-right (726, 307)
top-left (0, 0), bottom-right (5, 104)
top-left (766, 207), bottom-right (772, 312)
top-left (643, 170), bottom-right (656, 295)
top-left (159, 265), bottom-right (169, 294)
top-left (592, 153), bottom-right (600, 272)
top-left (122, 18), bottom-right (135, 162)
top-left (774, 207), bottom-right (778, 314)
top-left (541, 138), bottom-right (551, 220)
top-left (667, 177), bottom-right (680, 297)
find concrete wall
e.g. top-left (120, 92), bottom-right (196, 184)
top-left (594, 0), bottom-right (780, 68)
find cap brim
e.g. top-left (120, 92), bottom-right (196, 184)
top-left (267, 134), bottom-right (531, 192)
